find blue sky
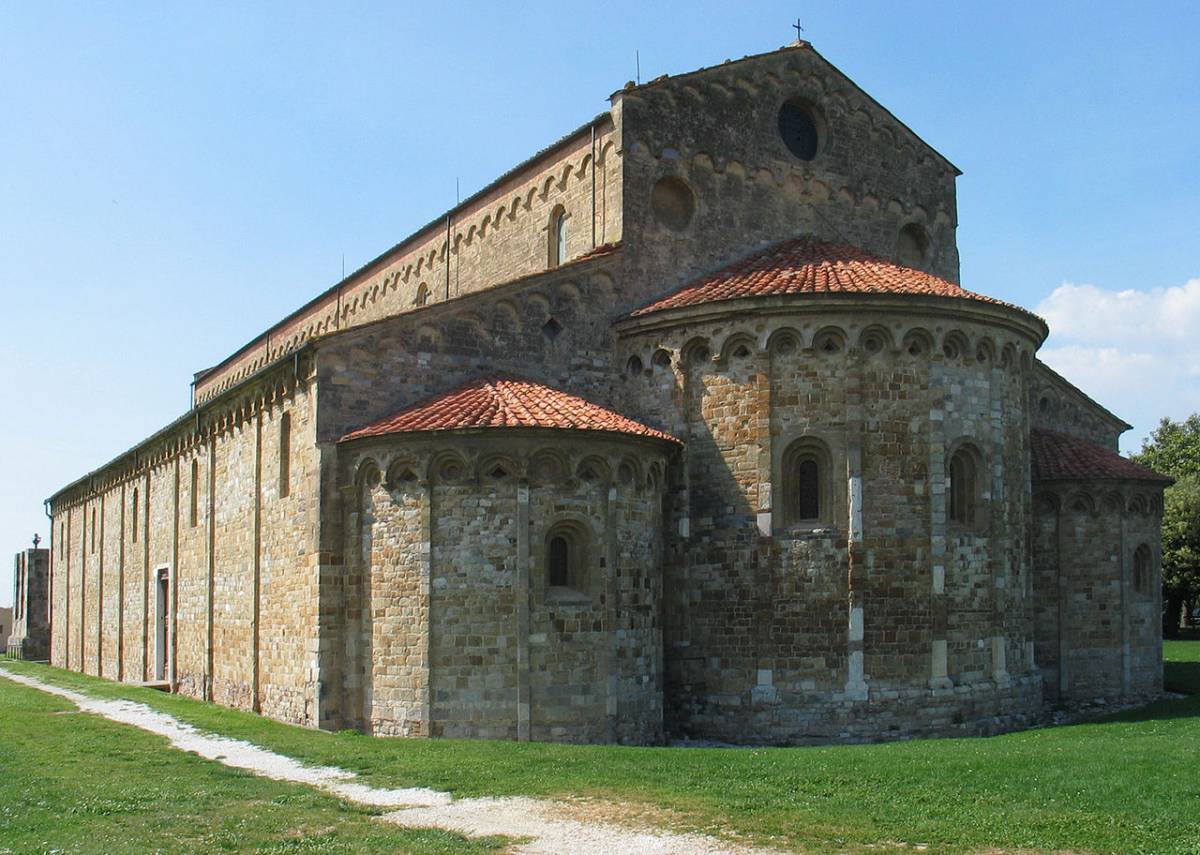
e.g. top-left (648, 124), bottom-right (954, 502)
top-left (1, 1), bottom-right (1197, 606)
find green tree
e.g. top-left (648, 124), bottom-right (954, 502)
top-left (1133, 415), bottom-right (1200, 636)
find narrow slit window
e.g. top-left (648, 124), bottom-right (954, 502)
top-left (90, 508), bottom-right (97, 553)
top-left (1133, 544), bottom-right (1151, 594)
top-left (797, 459), bottom-right (820, 521)
top-left (782, 437), bottom-right (832, 527)
top-left (548, 207), bottom-right (567, 269)
top-left (949, 449), bottom-right (977, 525)
top-left (131, 488), bottom-right (139, 543)
top-left (279, 413), bottom-right (291, 499)
top-left (190, 459), bottom-right (199, 528)
top-left (548, 535), bottom-right (570, 587)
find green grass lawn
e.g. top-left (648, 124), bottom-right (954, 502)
top-left (0, 675), bottom-right (508, 854)
top-left (3, 645), bottom-right (1199, 855)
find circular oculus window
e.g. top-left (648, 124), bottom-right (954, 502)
top-left (778, 98), bottom-right (823, 161)
top-left (650, 176), bottom-right (696, 232)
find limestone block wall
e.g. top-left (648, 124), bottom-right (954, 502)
top-left (195, 117), bottom-right (622, 406)
top-left (334, 432), bottom-right (671, 743)
top-left (1032, 484), bottom-right (1165, 703)
top-left (48, 361), bottom-right (321, 726)
top-left (615, 44), bottom-right (961, 315)
top-left (616, 298), bottom-right (1045, 742)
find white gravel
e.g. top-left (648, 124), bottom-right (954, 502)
top-left (0, 666), bottom-right (780, 855)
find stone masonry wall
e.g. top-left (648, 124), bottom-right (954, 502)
top-left (616, 299), bottom-right (1045, 742)
top-left (334, 433), bottom-right (670, 743)
top-left (615, 43), bottom-right (961, 316)
top-left (1032, 482), bottom-right (1165, 704)
top-left (1029, 360), bottom-right (1126, 450)
top-left (48, 365), bottom-right (320, 727)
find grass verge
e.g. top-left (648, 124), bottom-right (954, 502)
top-left (3, 643), bottom-right (1199, 854)
top-left (0, 674), bottom-right (508, 854)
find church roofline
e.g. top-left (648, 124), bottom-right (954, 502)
top-left (1033, 359), bottom-right (1133, 432)
top-left (305, 242), bottom-right (622, 352)
top-left (616, 236), bottom-right (1046, 340)
top-left (47, 245), bottom-right (625, 508)
top-left (1031, 428), bottom-right (1172, 484)
top-left (192, 110), bottom-right (614, 386)
top-left (611, 40), bottom-right (962, 176)
top-left (339, 373), bottom-right (681, 445)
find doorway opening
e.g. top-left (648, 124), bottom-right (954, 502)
top-left (154, 569), bottom-right (170, 681)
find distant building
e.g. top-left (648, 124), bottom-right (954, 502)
top-left (41, 41), bottom-right (1169, 743)
top-left (8, 548), bottom-right (49, 660)
top-left (0, 607), bottom-right (11, 651)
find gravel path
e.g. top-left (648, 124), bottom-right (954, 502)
top-left (0, 667), bottom-right (780, 855)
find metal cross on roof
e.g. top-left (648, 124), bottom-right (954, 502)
top-left (32, 533), bottom-right (41, 549)
top-left (793, 17), bottom-right (804, 38)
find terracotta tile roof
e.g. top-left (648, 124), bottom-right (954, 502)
top-left (629, 237), bottom-right (1028, 317)
top-left (1030, 429), bottom-right (1172, 484)
top-left (340, 375), bottom-right (680, 444)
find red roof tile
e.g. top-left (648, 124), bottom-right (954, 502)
top-left (340, 375), bottom-right (680, 444)
top-left (1030, 429), bottom-right (1172, 484)
top-left (629, 237), bottom-right (1029, 317)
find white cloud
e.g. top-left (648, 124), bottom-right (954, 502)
top-left (1034, 278), bottom-right (1200, 454)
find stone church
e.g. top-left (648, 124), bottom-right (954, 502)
top-left (44, 41), bottom-right (1170, 744)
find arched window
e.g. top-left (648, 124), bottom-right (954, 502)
top-left (782, 437), bottom-right (833, 526)
top-left (548, 207), bottom-right (567, 268)
top-left (1133, 544), bottom-right (1152, 595)
top-left (414, 282), bottom-right (430, 306)
top-left (545, 521), bottom-right (589, 593)
top-left (948, 445), bottom-right (980, 526)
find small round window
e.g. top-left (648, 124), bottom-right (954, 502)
top-left (650, 176), bottom-right (696, 232)
top-left (778, 98), bottom-right (824, 161)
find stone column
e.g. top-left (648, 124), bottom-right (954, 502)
top-left (928, 361), bottom-right (952, 690)
top-left (1055, 497), bottom-right (1069, 699)
top-left (988, 362), bottom-right (1009, 687)
top-left (251, 411), bottom-right (263, 712)
top-left (753, 345), bottom-right (777, 705)
top-left (515, 480), bottom-right (531, 741)
top-left (419, 475), bottom-right (434, 734)
top-left (844, 358), bottom-right (867, 701)
top-left (1119, 499), bottom-right (1130, 695)
top-left (97, 491), bottom-right (105, 677)
top-left (117, 482), bottom-right (125, 681)
top-left (206, 436), bottom-right (217, 702)
top-left (603, 483), bottom-right (619, 741)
